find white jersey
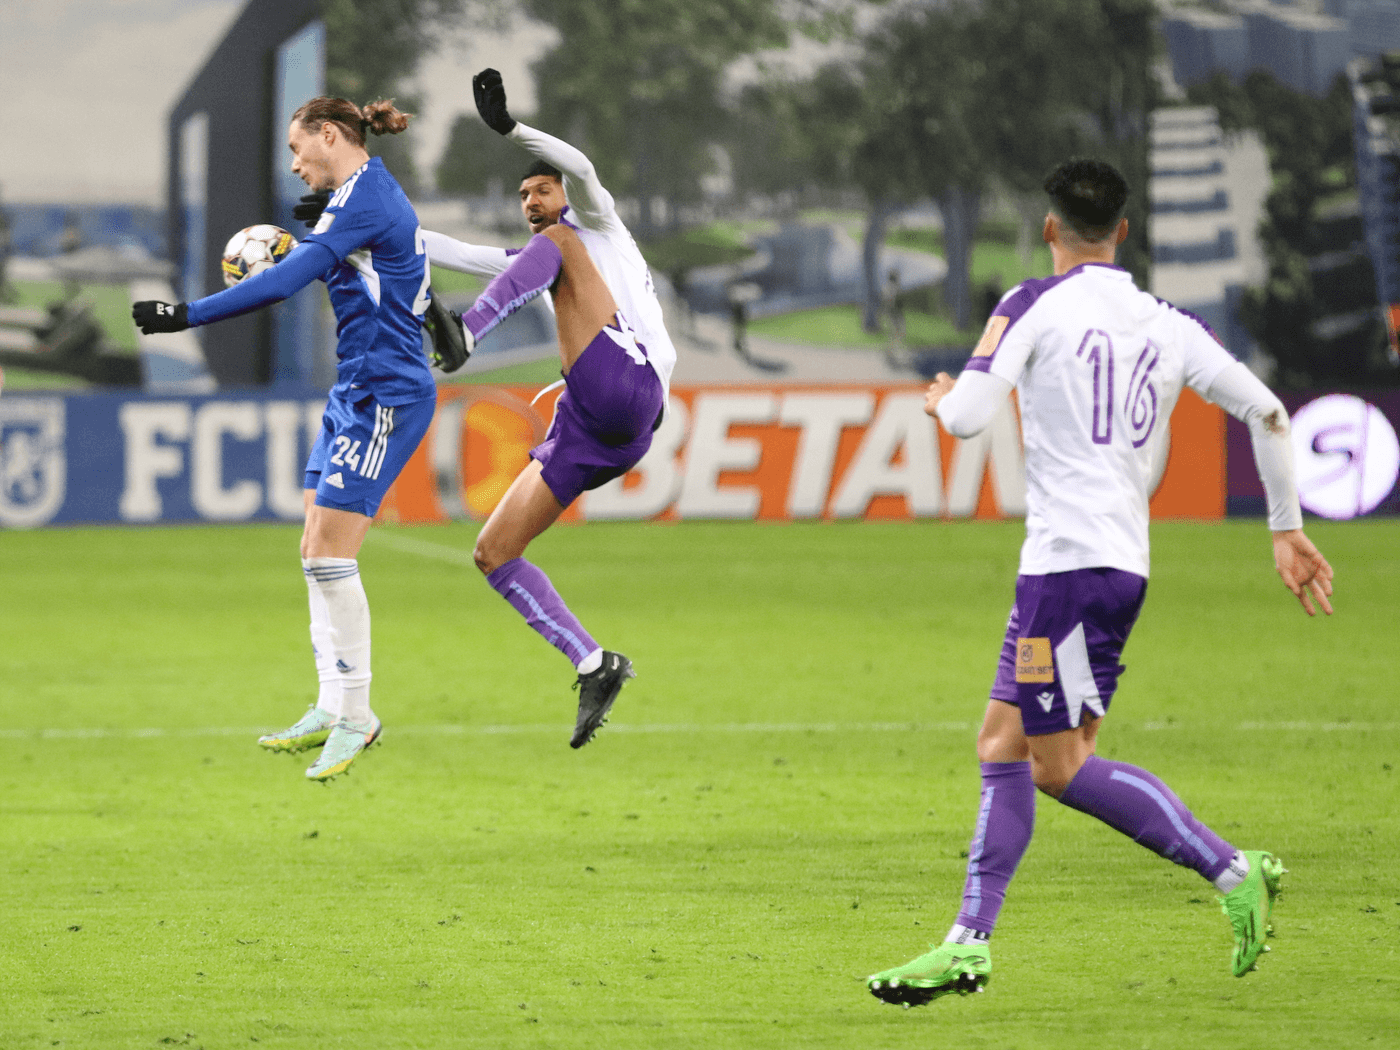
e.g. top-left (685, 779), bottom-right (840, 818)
top-left (422, 122), bottom-right (677, 409)
top-left (965, 263), bottom-right (1238, 578)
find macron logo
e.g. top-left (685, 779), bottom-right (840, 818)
top-left (336, 659), bottom-right (353, 673)
top-left (1036, 691), bottom-right (1055, 713)
top-left (325, 472), bottom-right (345, 489)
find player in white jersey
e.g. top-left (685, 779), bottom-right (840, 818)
top-left (867, 160), bottom-right (1334, 1006)
top-left (418, 69), bottom-right (676, 747)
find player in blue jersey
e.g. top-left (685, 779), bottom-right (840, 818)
top-left (133, 96), bottom-right (462, 782)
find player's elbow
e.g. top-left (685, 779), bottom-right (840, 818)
top-left (937, 411), bottom-right (984, 440)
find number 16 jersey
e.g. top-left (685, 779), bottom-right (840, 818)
top-left (966, 262), bottom-right (1237, 578)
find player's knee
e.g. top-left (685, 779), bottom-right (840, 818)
top-left (472, 540), bottom-right (499, 576)
top-left (541, 224), bottom-right (578, 250)
top-left (1031, 767), bottom-right (1070, 798)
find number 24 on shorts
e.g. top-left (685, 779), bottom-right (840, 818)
top-left (330, 436), bottom-right (363, 472)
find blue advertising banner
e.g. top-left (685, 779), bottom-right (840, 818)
top-left (0, 391), bottom-right (326, 528)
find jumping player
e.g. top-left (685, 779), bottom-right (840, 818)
top-left (866, 159), bottom-right (1333, 1005)
top-left (416, 68), bottom-right (676, 748)
top-left (134, 97), bottom-right (459, 781)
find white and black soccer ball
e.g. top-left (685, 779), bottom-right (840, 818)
top-left (221, 224), bottom-right (298, 288)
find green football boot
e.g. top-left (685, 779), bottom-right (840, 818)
top-left (305, 716), bottom-right (382, 782)
top-left (258, 705), bottom-right (336, 753)
top-left (867, 941), bottom-right (991, 1007)
top-left (1219, 850), bottom-right (1286, 977)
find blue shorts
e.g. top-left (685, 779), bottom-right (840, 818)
top-left (531, 325), bottom-right (665, 507)
top-left (989, 568), bottom-right (1148, 736)
top-left (304, 391), bottom-right (435, 517)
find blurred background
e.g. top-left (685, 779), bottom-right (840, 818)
top-left (1, 0), bottom-right (1398, 526)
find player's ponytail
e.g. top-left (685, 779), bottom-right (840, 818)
top-left (293, 96), bottom-right (413, 147)
top-left (361, 99), bottom-right (413, 137)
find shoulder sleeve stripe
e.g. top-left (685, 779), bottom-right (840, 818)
top-left (327, 163), bottom-right (368, 210)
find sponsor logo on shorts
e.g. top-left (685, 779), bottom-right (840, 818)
top-left (1036, 690), bottom-right (1055, 712)
top-left (1015, 637), bottom-right (1054, 683)
top-left (325, 471), bottom-right (345, 489)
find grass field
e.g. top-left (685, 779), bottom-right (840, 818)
top-left (2, 519), bottom-right (1397, 1049)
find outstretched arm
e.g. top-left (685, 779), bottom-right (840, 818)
top-left (1204, 362), bottom-right (1333, 616)
top-left (133, 241), bottom-right (337, 333)
top-left (422, 230), bottom-right (512, 279)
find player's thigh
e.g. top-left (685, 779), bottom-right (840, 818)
top-left (543, 225), bottom-right (618, 367)
top-left (473, 459), bottom-right (566, 573)
top-left (303, 502), bottom-right (374, 559)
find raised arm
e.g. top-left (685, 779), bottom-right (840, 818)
top-left (472, 68), bottom-right (618, 227)
top-left (1204, 361), bottom-right (1334, 616)
top-left (507, 122), bottom-right (616, 224)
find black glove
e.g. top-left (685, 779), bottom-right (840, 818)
top-left (473, 68), bottom-right (516, 135)
top-left (132, 301), bottom-right (190, 335)
top-left (293, 191), bottom-right (330, 228)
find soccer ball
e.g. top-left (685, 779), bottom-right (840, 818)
top-left (221, 224), bottom-right (298, 287)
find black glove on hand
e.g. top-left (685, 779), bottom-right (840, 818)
top-left (132, 301), bottom-right (190, 335)
top-left (473, 68), bottom-right (516, 135)
top-left (293, 191), bottom-right (330, 228)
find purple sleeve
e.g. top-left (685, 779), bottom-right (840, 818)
top-left (185, 241), bottom-right (337, 327)
top-left (964, 273), bottom-right (1069, 376)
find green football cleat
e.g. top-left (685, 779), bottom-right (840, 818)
top-left (258, 705), bottom-right (336, 753)
top-left (1219, 850), bottom-right (1285, 977)
top-left (867, 941), bottom-right (991, 1007)
top-left (305, 716), bottom-right (382, 782)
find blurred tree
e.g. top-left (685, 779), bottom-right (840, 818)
top-left (324, 0), bottom-right (501, 195)
top-left (845, 0), bottom-right (1155, 332)
top-left (734, 63), bottom-right (913, 330)
top-left (1188, 70), bottom-right (1389, 385)
top-left (436, 113), bottom-right (531, 197)
top-left (523, 0), bottom-right (798, 235)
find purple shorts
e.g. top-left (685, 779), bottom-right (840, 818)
top-left (989, 568), bottom-right (1148, 736)
top-left (532, 325), bottom-right (665, 507)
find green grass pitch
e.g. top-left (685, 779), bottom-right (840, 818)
top-left (2, 518), bottom-right (1397, 1048)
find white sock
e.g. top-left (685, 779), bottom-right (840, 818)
top-left (303, 559), bottom-right (342, 717)
top-left (945, 924), bottom-right (990, 945)
top-left (576, 648), bottom-right (604, 675)
top-left (1213, 850), bottom-right (1250, 895)
top-left (305, 557), bottom-right (374, 726)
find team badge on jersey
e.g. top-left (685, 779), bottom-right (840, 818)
top-left (1015, 637), bottom-right (1054, 683)
top-left (972, 315), bottom-right (1009, 358)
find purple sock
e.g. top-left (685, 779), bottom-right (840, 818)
top-left (486, 557), bottom-right (598, 668)
top-left (465, 234), bottom-right (562, 344)
top-left (1059, 755), bottom-right (1236, 881)
top-left (955, 761), bottom-right (1036, 935)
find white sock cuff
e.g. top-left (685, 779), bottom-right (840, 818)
top-left (304, 557), bottom-right (359, 583)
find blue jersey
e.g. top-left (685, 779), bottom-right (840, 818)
top-left (305, 158), bottom-right (436, 406)
top-left (186, 157), bottom-right (436, 406)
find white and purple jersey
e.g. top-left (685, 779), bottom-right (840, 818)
top-left (965, 262), bottom-right (1238, 578)
top-left (423, 122), bottom-right (677, 408)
